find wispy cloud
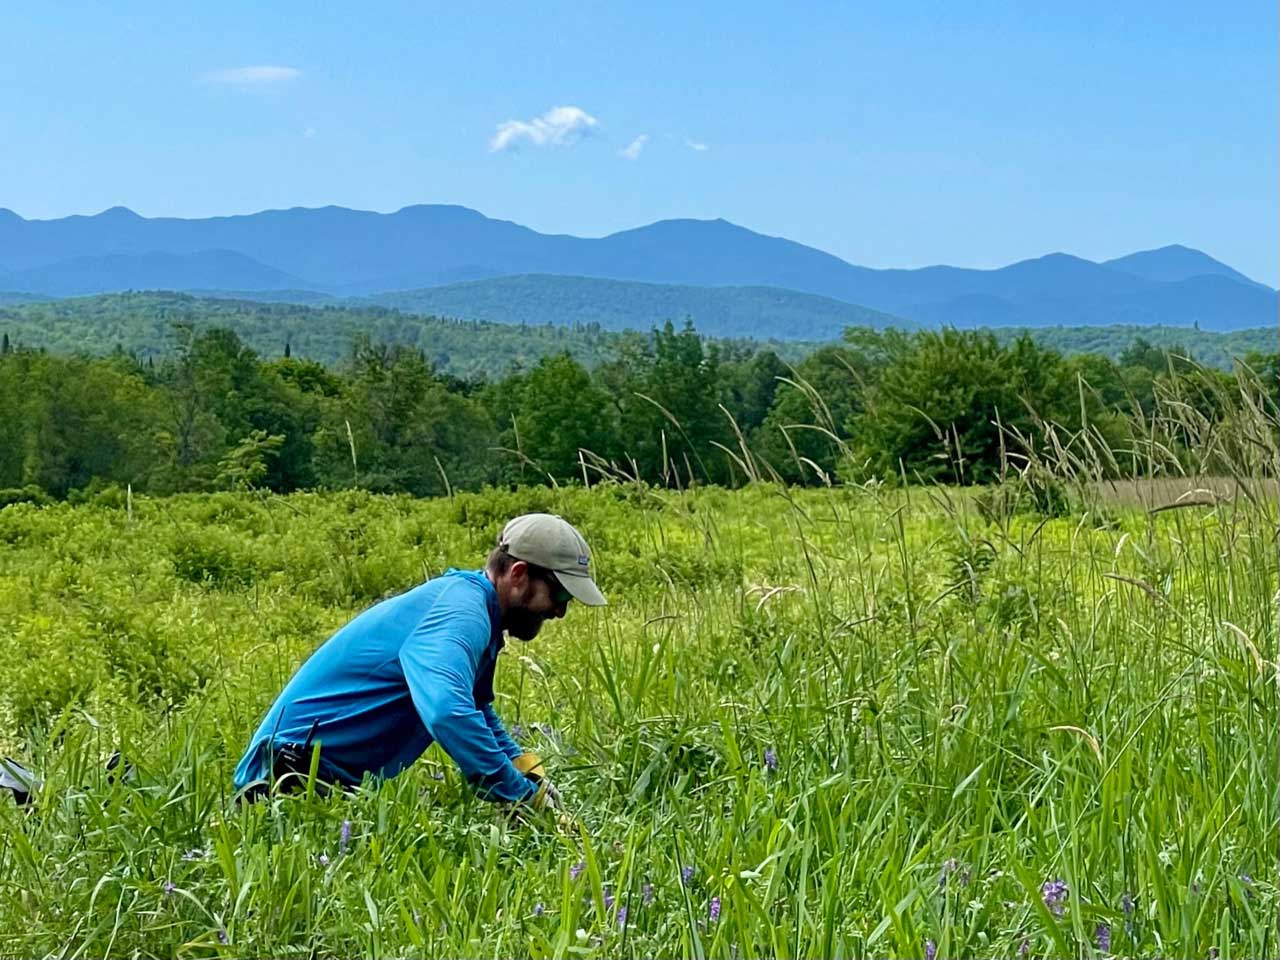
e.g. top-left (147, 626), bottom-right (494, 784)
top-left (685, 139), bottom-right (710, 153)
top-left (619, 134), bottom-right (648, 160)
top-left (203, 66), bottom-right (301, 85)
top-left (490, 105), bottom-right (599, 152)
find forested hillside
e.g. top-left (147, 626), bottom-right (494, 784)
top-left (2, 312), bottom-right (1275, 504)
top-left (360, 274), bottom-right (907, 341)
top-left (1, 292), bottom-right (1273, 378)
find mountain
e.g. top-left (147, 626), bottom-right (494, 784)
top-left (0, 250), bottom-right (306, 297)
top-left (1102, 244), bottom-right (1267, 288)
top-left (0, 205), bottom-right (1273, 332)
top-left (360, 274), bottom-right (908, 340)
top-left (907, 273), bottom-right (1279, 330)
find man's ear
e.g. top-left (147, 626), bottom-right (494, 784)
top-left (508, 559), bottom-right (529, 586)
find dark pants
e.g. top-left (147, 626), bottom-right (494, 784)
top-left (238, 743), bottom-right (349, 803)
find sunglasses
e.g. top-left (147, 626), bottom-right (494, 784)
top-left (533, 569), bottom-right (573, 605)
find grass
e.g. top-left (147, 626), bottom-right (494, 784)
top-left (0, 469), bottom-right (1275, 958)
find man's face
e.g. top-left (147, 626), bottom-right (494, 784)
top-left (504, 565), bottom-right (572, 641)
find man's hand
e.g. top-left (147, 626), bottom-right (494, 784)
top-left (515, 752), bottom-right (562, 809)
top-left (510, 750), bottom-right (572, 824)
top-left (534, 778), bottom-right (562, 810)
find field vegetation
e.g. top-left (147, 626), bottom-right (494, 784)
top-left (0, 295), bottom-right (1277, 956)
top-left (0, 349), bottom-right (1277, 956)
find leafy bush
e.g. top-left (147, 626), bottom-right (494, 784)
top-left (0, 485), bottom-right (52, 509)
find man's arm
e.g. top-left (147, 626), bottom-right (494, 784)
top-left (399, 592), bottom-right (536, 804)
top-left (479, 702), bottom-right (525, 762)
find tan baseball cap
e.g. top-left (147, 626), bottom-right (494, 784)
top-left (499, 513), bottom-right (607, 606)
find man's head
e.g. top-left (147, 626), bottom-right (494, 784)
top-left (486, 513), bottom-right (606, 641)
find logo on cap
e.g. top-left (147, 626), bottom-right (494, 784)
top-left (577, 555), bottom-right (589, 567)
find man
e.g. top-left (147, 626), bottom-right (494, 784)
top-left (233, 513), bottom-right (606, 806)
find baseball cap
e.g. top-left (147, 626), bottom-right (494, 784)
top-left (499, 513), bottom-right (607, 606)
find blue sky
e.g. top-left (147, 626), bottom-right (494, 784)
top-left (2, 1), bottom-right (1275, 282)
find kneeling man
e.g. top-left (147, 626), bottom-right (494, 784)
top-left (234, 513), bottom-right (605, 807)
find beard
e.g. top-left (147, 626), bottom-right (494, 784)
top-left (504, 591), bottom-right (546, 642)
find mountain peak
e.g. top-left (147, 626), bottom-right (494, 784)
top-left (1103, 244), bottom-right (1263, 288)
top-left (94, 206), bottom-right (143, 221)
top-left (395, 203), bottom-right (485, 217)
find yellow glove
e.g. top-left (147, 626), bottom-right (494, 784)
top-left (514, 752), bottom-right (561, 810)
top-left (513, 751), bottom-right (546, 782)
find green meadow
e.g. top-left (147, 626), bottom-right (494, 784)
top-left (0, 472), bottom-right (1275, 958)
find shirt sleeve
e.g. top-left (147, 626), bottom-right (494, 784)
top-left (480, 702), bottom-right (525, 762)
top-left (399, 584), bottom-right (537, 803)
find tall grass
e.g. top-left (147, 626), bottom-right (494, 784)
top-left (0, 362), bottom-right (1275, 958)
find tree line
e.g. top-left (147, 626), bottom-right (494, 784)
top-left (1, 320), bottom-right (1276, 505)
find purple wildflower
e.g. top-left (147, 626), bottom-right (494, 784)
top-left (1096, 923), bottom-right (1111, 953)
top-left (1018, 938), bottom-right (1029, 959)
top-left (1120, 892), bottom-right (1134, 915)
top-left (318, 853), bottom-right (330, 867)
top-left (163, 881), bottom-right (176, 897)
top-left (533, 902), bottom-right (544, 917)
top-left (681, 864), bottom-right (695, 886)
top-left (642, 882), bottom-right (655, 905)
top-left (617, 905), bottom-right (628, 928)
top-left (511, 723), bottom-right (526, 740)
top-left (1209, 949), bottom-right (1219, 960)
top-left (1040, 878), bottom-right (1068, 917)
top-left (1240, 873), bottom-right (1255, 899)
top-left (925, 938), bottom-right (937, 960)
top-left (569, 859), bottom-right (585, 880)
top-left (603, 887), bottom-right (615, 911)
top-left (339, 820), bottom-right (351, 855)
top-left (709, 896), bottom-right (721, 922)
top-left (763, 747), bottom-right (778, 772)
top-left (217, 929), bottom-right (228, 945)
top-left (181, 848), bottom-right (205, 861)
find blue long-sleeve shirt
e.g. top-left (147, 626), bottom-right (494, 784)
top-left (233, 568), bottom-right (537, 802)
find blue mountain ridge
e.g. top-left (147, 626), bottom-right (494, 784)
top-left (0, 205), bottom-right (1272, 333)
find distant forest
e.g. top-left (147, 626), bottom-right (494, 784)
top-left (1, 293), bottom-right (1276, 504)
top-left (0, 291), bottom-right (1275, 376)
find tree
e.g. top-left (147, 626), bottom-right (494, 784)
top-left (850, 330), bottom-right (1093, 484)
top-left (754, 345), bottom-right (874, 483)
top-left (313, 338), bottom-right (499, 496)
top-left (216, 430), bottom-right (286, 490)
top-left (722, 349), bottom-right (788, 435)
top-left (503, 353), bottom-right (618, 484)
top-left (607, 321), bottom-right (732, 485)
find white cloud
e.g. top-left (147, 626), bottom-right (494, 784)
top-left (204, 66), bottom-right (301, 85)
top-left (619, 134), bottom-right (648, 160)
top-left (303, 127), bottom-right (317, 139)
top-left (489, 105), bottom-right (599, 152)
top-left (685, 139), bottom-right (710, 153)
